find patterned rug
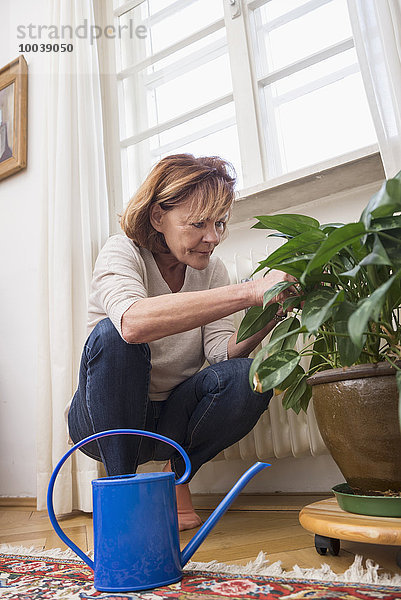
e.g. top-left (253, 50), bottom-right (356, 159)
top-left (1, 550), bottom-right (401, 599)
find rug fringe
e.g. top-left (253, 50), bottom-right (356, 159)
top-left (0, 544), bottom-right (94, 560)
top-left (1, 544), bottom-right (401, 587)
top-left (186, 551), bottom-right (401, 587)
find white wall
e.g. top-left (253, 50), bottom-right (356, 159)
top-left (0, 0), bottom-right (384, 498)
top-left (0, 0), bottom-right (49, 496)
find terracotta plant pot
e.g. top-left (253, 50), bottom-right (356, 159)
top-left (308, 363), bottom-right (401, 494)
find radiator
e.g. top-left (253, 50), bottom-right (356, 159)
top-left (214, 249), bottom-right (328, 462)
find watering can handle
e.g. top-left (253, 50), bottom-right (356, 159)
top-left (46, 428), bottom-right (192, 570)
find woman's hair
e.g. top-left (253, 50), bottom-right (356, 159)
top-left (120, 154), bottom-right (237, 253)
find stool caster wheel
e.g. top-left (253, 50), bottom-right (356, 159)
top-left (315, 535), bottom-right (340, 556)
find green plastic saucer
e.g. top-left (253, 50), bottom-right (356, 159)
top-left (332, 483), bottom-right (401, 518)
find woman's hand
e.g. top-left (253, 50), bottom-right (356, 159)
top-left (251, 270), bottom-right (299, 309)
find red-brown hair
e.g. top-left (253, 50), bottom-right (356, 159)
top-left (120, 154), bottom-right (237, 253)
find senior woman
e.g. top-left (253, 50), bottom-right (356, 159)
top-left (67, 154), bottom-right (295, 530)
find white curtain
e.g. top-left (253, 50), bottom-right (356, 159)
top-left (37, 0), bottom-right (110, 513)
top-left (347, 0), bottom-right (401, 177)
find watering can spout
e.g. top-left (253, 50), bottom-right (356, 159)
top-left (180, 461), bottom-right (270, 566)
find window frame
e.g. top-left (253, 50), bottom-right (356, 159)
top-left (112, 0), bottom-right (380, 207)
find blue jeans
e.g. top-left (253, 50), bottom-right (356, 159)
top-left (68, 318), bottom-right (272, 480)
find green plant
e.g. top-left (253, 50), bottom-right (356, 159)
top-left (237, 170), bottom-right (401, 414)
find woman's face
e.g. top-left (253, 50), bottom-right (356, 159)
top-left (151, 199), bottom-right (228, 269)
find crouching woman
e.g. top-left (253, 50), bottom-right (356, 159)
top-left (67, 154), bottom-right (295, 530)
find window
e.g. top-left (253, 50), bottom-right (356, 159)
top-left (113, 0), bottom-right (377, 204)
top-left (249, 0), bottom-right (377, 177)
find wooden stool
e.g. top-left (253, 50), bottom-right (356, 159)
top-left (299, 497), bottom-right (401, 566)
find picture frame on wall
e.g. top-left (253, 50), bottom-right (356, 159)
top-left (0, 56), bottom-right (27, 182)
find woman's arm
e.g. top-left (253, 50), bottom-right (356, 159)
top-left (122, 281), bottom-right (250, 343)
top-left (121, 270), bottom-right (293, 343)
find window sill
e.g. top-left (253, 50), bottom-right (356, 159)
top-left (231, 147), bottom-right (385, 225)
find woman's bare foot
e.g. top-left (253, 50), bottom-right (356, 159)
top-left (163, 461), bottom-right (202, 531)
top-left (175, 483), bottom-right (203, 531)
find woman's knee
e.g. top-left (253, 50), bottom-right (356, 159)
top-left (208, 358), bottom-right (272, 408)
top-left (207, 358), bottom-right (251, 392)
top-left (86, 318), bottom-right (150, 361)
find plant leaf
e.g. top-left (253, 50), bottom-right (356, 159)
top-left (370, 216), bottom-right (401, 232)
top-left (360, 177), bottom-right (401, 228)
top-left (267, 232), bottom-right (292, 239)
top-left (254, 256), bottom-right (312, 278)
top-left (250, 350), bottom-right (300, 393)
top-left (276, 365), bottom-right (304, 394)
top-left (250, 323), bottom-right (302, 380)
top-left (301, 288), bottom-right (342, 333)
top-left (253, 214), bottom-right (320, 235)
top-left (340, 264), bottom-right (361, 278)
top-left (339, 233), bottom-right (392, 275)
top-left (359, 234), bottom-right (392, 267)
top-left (254, 255), bottom-right (333, 279)
top-left (387, 177), bottom-right (401, 201)
top-left (237, 303), bottom-right (278, 343)
top-left (263, 281), bottom-right (296, 308)
top-left (248, 344), bottom-right (270, 378)
top-left (301, 222), bottom-right (366, 283)
top-left (282, 373), bottom-right (308, 412)
top-left (282, 295), bottom-right (303, 312)
top-left (299, 385), bottom-right (313, 413)
top-left (378, 228), bottom-right (401, 267)
top-left (350, 237), bottom-right (369, 263)
top-left (267, 317), bottom-right (302, 354)
top-left (388, 278), bottom-right (401, 310)
top-left (348, 273), bottom-right (401, 347)
top-left (319, 223), bottom-right (345, 234)
top-left (332, 301), bottom-right (363, 366)
top-left (256, 230), bottom-right (326, 273)
top-left (264, 326), bottom-right (305, 356)
top-left (272, 255), bottom-right (325, 279)
top-left (308, 335), bottom-right (331, 373)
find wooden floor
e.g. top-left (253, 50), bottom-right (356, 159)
top-left (1, 494), bottom-right (401, 577)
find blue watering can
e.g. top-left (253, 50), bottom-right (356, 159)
top-left (47, 429), bottom-right (270, 593)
